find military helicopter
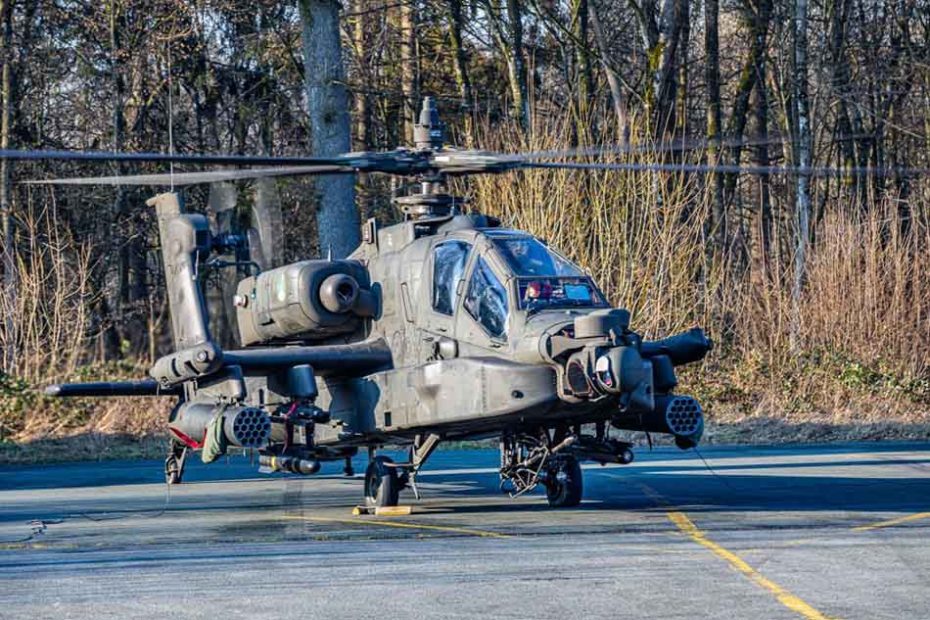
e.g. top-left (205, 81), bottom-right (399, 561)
top-left (23, 98), bottom-right (720, 508)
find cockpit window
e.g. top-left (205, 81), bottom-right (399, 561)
top-left (516, 277), bottom-right (606, 311)
top-left (492, 236), bottom-right (585, 278)
top-left (464, 257), bottom-right (509, 340)
top-left (432, 240), bottom-right (471, 315)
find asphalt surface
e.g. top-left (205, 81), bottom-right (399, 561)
top-left (1, 442), bottom-right (929, 619)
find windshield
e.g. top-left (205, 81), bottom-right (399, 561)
top-left (489, 234), bottom-right (604, 310)
top-left (515, 277), bottom-right (605, 311)
top-left (492, 236), bottom-right (585, 277)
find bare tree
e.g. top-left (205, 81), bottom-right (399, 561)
top-left (0, 0), bottom-right (13, 372)
top-left (628, 0), bottom-right (688, 136)
top-left (704, 0), bottom-right (725, 248)
top-left (299, 0), bottom-right (359, 258)
top-left (485, 0), bottom-right (530, 131)
top-left (791, 0), bottom-right (811, 350)
top-left (589, 0), bottom-right (627, 137)
top-left (446, 0), bottom-right (475, 146)
top-left (400, 0), bottom-right (420, 144)
top-left (571, 0), bottom-right (594, 141)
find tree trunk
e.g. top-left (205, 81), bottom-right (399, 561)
top-left (589, 0), bottom-right (627, 138)
top-left (704, 0), bottom-right (725, 250)
top-left (791, 0), bottom-right (811, 351)
top-left (752, 0), bottom-right (772, 263)
top-left (724, 2), bottom-right (769, 211)
top-left (400, 0), bottom-right (419, 144)
top-left (675, 0), bottom-right (690, 134)
top-left (827, 0), bottom-right (866, 208)
top-left (630, 0), bottom-right (685, 137)
top-left (446, 0), bottom-right (475, 147)
top-left (351, 0), bottom-right (374, 220)
top-left (299, 0), bottom-right (359, 259)
top-left (506, 0), bottom-right (530, 131)
top-left (352, 1), bottom-right (371, 151)
top-left (571, 0), bottom-right (594, 142)
top-left (0, 0), bottom-right (13, 371)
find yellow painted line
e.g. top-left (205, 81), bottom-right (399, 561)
top-left (853, 511), bottom-right (930, 532)
top-left (282, 514), bottom-right (512, 539)
top-left (667, 512), bottom-right (839, 620)
top-left (0, 542), bottom-right (49, 551)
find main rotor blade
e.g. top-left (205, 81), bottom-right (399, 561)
top-left (511, 134), bottom-right (800, 161)
top-left (523, 161), bottom-right (930, 178)
top-left (24, 165), bottom-right (354, 186)
top-left (0, 148), bottom-right (372, 167)
top-left (429, 134), bottom-right (830, 174)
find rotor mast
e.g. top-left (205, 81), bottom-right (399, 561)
top-left (394, 97), bottom-right (463, 221)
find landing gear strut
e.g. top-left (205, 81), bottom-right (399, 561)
top-left (499, 430), bottom-right (582, 507)
top-left (364, 455), bottom-right (401, 507)
top-left (361, 434), bottom-right (441, 507)
top-left (165, 441), bottom-right (188, 485)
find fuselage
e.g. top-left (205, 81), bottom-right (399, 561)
top-left (308, 213), bottom-right (632, 447)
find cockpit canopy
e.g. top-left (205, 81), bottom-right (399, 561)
top-left (430, 228), bottom-right (607, 344)
top-left (491, 233), bottom-right (584, 278)
top-left (485, 231), bottom-right (606, 312)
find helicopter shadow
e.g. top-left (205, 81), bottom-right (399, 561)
top-left (416, 449), bottom-right (930, 517)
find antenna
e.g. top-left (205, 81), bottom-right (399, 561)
top-left (413, 97), bottom-right (444, 150)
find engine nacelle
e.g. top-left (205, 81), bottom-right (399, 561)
top-left (235, 259), bottom-right (377, 346)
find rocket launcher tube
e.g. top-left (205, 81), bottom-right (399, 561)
top-left (611, 394), bottom-right (705, 449)
top-left (168, 402), bottom-right (271, 450)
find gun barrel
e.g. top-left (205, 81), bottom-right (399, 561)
top-left (640, 328), bottom-right (713, 366)
top-left (45, 380), bottom-right (180, 398)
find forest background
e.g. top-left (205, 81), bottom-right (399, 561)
top-left (0, 0), bottom-right (928, 462)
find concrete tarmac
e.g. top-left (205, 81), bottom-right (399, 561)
top-left (1, 442), bottom-right (929, 619)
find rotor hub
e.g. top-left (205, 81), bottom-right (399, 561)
top-left (393, 190), bottom-right (461, 220)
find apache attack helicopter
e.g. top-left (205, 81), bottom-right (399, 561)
top-left (28, 98), bottom-right (715, 508)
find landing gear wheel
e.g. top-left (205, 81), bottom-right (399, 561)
top-left (545, 455), bottom-right (583, 508)
top-left (364, 456), bottom-right (400, 507)
top-left (164, 442), bottom-right (188, 485)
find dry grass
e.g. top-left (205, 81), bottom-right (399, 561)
top-left (0, 200), bottom-right (168, 446)
top-left (0, 198), bottom-right (94, 384)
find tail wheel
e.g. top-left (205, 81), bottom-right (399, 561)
top-left (364, 456), bottom-right (400, 507)
top-left (165, 457), bottom-right (182, 485)
top-left (164, 442), bottom-right (188, 485)
top-left (545, 455), bottom-right (583, 508)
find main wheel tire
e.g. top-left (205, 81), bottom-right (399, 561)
top-left (364, 456), bottom-right (401, 507)
top-left (545, 456), bottom-right (583, 508)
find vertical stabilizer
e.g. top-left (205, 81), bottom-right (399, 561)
top-left (148, 192), bottom-right (213, 350)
